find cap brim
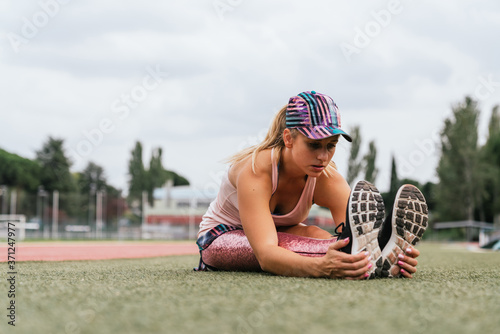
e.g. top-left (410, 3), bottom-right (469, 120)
top-left (296, 126), bottom-right (352, 142)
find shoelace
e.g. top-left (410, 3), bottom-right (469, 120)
top-left (333, 222), bottom-right (345, 238)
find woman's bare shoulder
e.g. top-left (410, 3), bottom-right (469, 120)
top-left (319, 163), bottom-right (350, 181)
top-left (228, 149), bottom-right (274, 187)
top-left (314, 164), bottom-right (350, 205)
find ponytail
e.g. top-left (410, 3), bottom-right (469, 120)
top-left (226, 105), bottom-right (338, 174)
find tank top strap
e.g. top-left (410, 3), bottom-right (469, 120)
top-left (271, 148), bottom-right (278, 194)
top-left (304, 176), bottom-right (317, 205)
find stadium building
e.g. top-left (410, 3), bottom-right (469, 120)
top-left (143, 181), bottom-right (335, 240)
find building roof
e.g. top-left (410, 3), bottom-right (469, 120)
top-left (433, 221), bottom-right (495, 230)
top-left (153, 185), bottom-right (218, 201)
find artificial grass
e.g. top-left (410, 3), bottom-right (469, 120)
top-left (1, 243), bottom-right (499, 334)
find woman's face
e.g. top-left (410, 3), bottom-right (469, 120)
top-left (286, 130), bottom-right (339, 176)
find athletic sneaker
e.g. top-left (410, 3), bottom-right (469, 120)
top-left (374, 184), bottom-right (429, 278)
top-left (339, 180), bottom-right (385, 279)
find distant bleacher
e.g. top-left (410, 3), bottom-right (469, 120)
top-left (0, 215), bottom-right (31, 241)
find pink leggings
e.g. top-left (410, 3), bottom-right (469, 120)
top-left (201, 229), bottom-right (336, 271)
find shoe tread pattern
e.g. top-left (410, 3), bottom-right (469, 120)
top-left (375, 185), bottom-right (428, 278)
top-left (349, 181), bottom-right (385, 278)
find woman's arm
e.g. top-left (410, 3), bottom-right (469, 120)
top-left (313, 165), bottom-right (351, 226)
top-left (236, 158), bottom-right (370, 278)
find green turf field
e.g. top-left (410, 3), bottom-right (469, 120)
top-left (2, 243), bottom-right (499, 334)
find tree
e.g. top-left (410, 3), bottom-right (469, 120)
top-left (363, 140), bottom-right (378, 184)
top-left (36, 137), bottom-right (76, 193)
top-left (76, 162), bottom-right (126, 229)
top-left (488, 105), bottom-right (500, 136)
top-left (146, 147), bottom-right (190, 205)
top-left (436, 97), bottom-right (483, 221)
top-left (73, 162), bottom-right (107, 228)
top-left (0, 148), bottom-right (41, 216)
top-left (77, 162), bottom-right (107, 195)
top-left (168, 171), bottom-right (190, 186)
top-left (421, 181), bottom-right (437, 215)
top-left (147, 148), bottom-right (168, 205)
top-left (382, 155), bottom-right (400, 211)
top-left (0, 148), bottom-right (40, 192)
top-left (346, 126), bottom-right (363, 186)
top-left (480, 105), bottom-right (500, 224)
top-left (128, 141), bottom-right (190, 212)
top-left (35, 137), bottom-right (78, 221)
top-left (389, 155), bottom-right (399, 196)
top-left (128, 141), bottom-right (147, 204)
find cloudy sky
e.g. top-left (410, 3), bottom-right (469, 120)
top-left (1, 0), bottom-right (499, 195)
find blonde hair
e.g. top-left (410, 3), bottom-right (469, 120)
top-left (227, 105), bottom-right (338, 174)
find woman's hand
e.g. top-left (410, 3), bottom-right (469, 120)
top-left (320, 238), bottom-right (372, 280)
top-left (397, 247), bottom-right (420, 278)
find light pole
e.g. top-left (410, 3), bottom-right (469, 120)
top-left (10, 188), bottom-right (17, 215)
top-left (96, 189), bottom-right (106, 239)
top-left (88, 171), bottom-right (97, 239)
top-left (102, 189), bottom-right (107, 238)
top-left (141, 191), bottom-right (147, 239)
top-left (0, 185), bottom-right (7, 215)
top-left (52, 190), bottom-right (59, 239)
top-left (36, 186), bottom-right (41, 223)
top-left (38, 186), bottom-right (48, 239)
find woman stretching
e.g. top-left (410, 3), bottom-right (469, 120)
top-left (196, 91), bottom-right (428, 279)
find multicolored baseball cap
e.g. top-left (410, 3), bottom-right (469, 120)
top-left (285, 91), bottom-right (352, 142)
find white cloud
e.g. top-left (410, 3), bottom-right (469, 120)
top-left (0, 0), bottom-right (499, 195)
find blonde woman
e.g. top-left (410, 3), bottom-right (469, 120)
top-left (196, 91), bottom-right (428, 279)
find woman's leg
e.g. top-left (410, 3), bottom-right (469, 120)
top-left (276, 224), bottom-right (335, 239)
top-left (201, 228), bottom-right (336, 271)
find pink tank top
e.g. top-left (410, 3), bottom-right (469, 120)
top-left (198, 149), bottom-right (317, 237)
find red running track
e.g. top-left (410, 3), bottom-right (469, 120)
top-left (0, 242), bottom-right (199, 262)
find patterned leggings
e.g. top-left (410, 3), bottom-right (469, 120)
top-left (195, 224), bottom-right (336, 271)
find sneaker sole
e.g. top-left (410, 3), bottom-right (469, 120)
top-left (375, 184), bottom-right (429, 278)
top-left (348, 180), bottom-right (385, 279)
